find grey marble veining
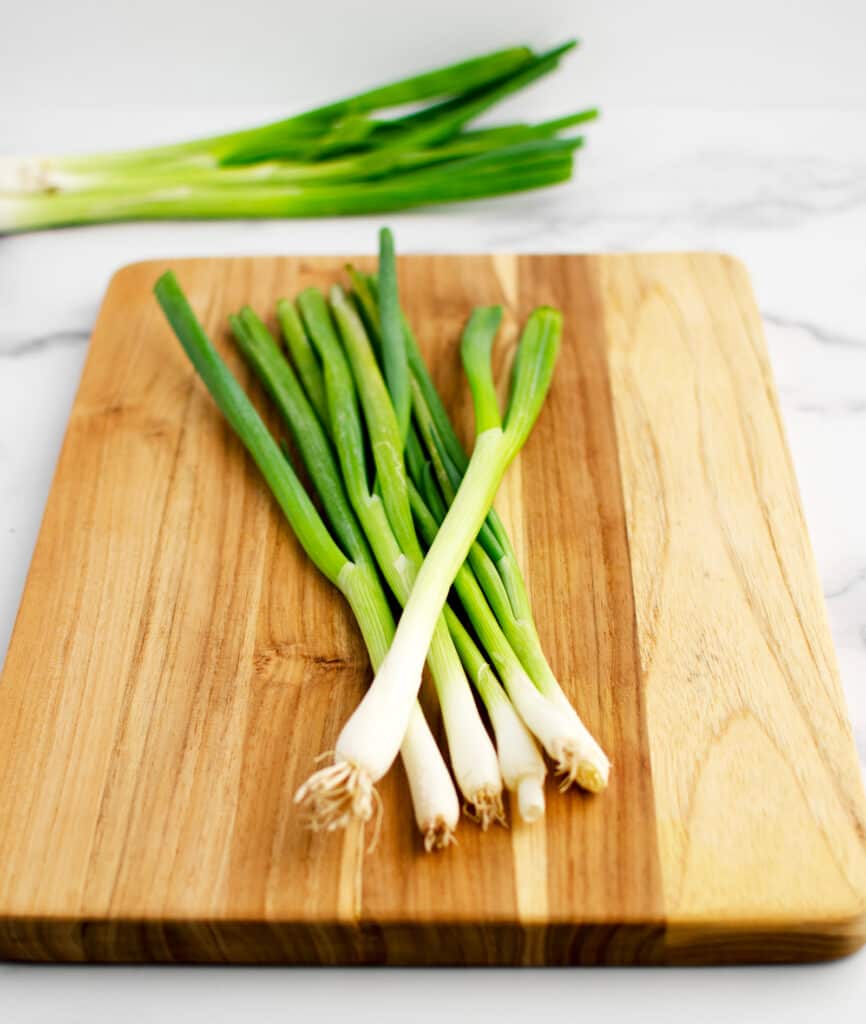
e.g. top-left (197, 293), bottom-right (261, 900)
top-left (1, 329), bottom-right (90, 358)
top-left (1, 104), bottom-right (865, 778)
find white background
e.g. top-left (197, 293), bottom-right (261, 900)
top-left (1, 0), bottom-right (865, 112)
top-left (2, 2), bottom-right (866, 1022)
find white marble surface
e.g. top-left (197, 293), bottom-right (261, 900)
top-left (1, 104), bottom-right (866, 1017)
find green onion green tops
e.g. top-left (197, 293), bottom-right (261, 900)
top-left (0, 40), bottom-right (597, 233)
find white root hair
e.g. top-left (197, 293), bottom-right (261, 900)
top-left (294, 755), bottom-right (383, 851)
top-left (463, 786), bottom-right (507, 830)
top-left (423, 817), bottom-right (457, 853)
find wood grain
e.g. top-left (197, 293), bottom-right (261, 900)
top-left (595, 253), bottom-right (866, 962)
top-left (0, 253), bottom-right (862, 965)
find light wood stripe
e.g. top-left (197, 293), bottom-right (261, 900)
top-left (491, 254), bottom-right (550, 960)
top-left (596, 253), bottom-right (866, 960)
top-left (495, 455), bottom-right (551, 941)
top-left (337, 823), bottom-right (364, 922)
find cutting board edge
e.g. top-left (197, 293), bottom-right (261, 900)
top-left (0, 911), bottom-right (862, 965)
top-left (105, 250), bottom-right (755, 286)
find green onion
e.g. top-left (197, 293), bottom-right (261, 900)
top-left (351, 268), bottom-right (609, 791)
top-left (408, 446), bottom-right (608, 791)
top-left (275, 299), bottom-right (329, 424)
top-left (154, 270), bottom-right (459, 850)
top-left (0, 139), bottom-right (581, 231)
top-left (296, 302), bottom-right (560, 821)
top-left (399, 335), bottom-right (606, 789)
top-left (153, 226), bottom-right (611, 845)
top-left (413, 486), bottom-right (547, 822)
top-left (6, 120), bottom-right (589, 196)
top-left (273, 273), bottom-right (548, 822)
top-left (0, 41), bottom-right (596, 233)
top-left (346, 247), bottom-right (550, 818)
top-left (423, 363), bottom-right (610, 785)
top-left (290, 286), bottom-right (505, 827)
top-left (350, 263), bottom-right (605, 787)
top-left (335, 282), bottom-right (550, 820)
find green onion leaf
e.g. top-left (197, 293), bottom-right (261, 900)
top-left (377, 227), bottom-right (411, 444)
top-left (460, 307), bottom-right (504, 434)
top-left (153, 271), bottom-right (347, 584)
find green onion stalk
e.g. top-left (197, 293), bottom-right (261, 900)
top-left (153, 270), bottom-right (460, 851)
top-left (0, 140), bottom-right (581, 231)
top-left (238, 299), bottom-right (548, 827)
top-left (249, 237), bottom-right (546, 823)
top-left (231, 300), bottom-right (507, 828)
top-left (278, 234), bottom-right (548, 823)
top-left (363, 230), bottom-right (547, 819)
top-left (350, 270), bottom-right (610, 792)
top-left (289, 283), bottom-right (505, 827)
top-left (295, 281), bottom-right (562, 822)
top-left (0, 42), bottom-right (597, 233)
top-left (439, 600), bottom-right (546, 823)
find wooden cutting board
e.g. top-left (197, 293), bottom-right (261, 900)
top-left (1, 253), bottom-right (864, 966)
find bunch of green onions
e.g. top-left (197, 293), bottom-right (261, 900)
top-left (1, 41), bottom-right (596, 234)
top-left (154, 228), bottom-right (609, 850)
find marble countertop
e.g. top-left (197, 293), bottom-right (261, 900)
top-left (1, 105), bottom-right (865, 1015)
